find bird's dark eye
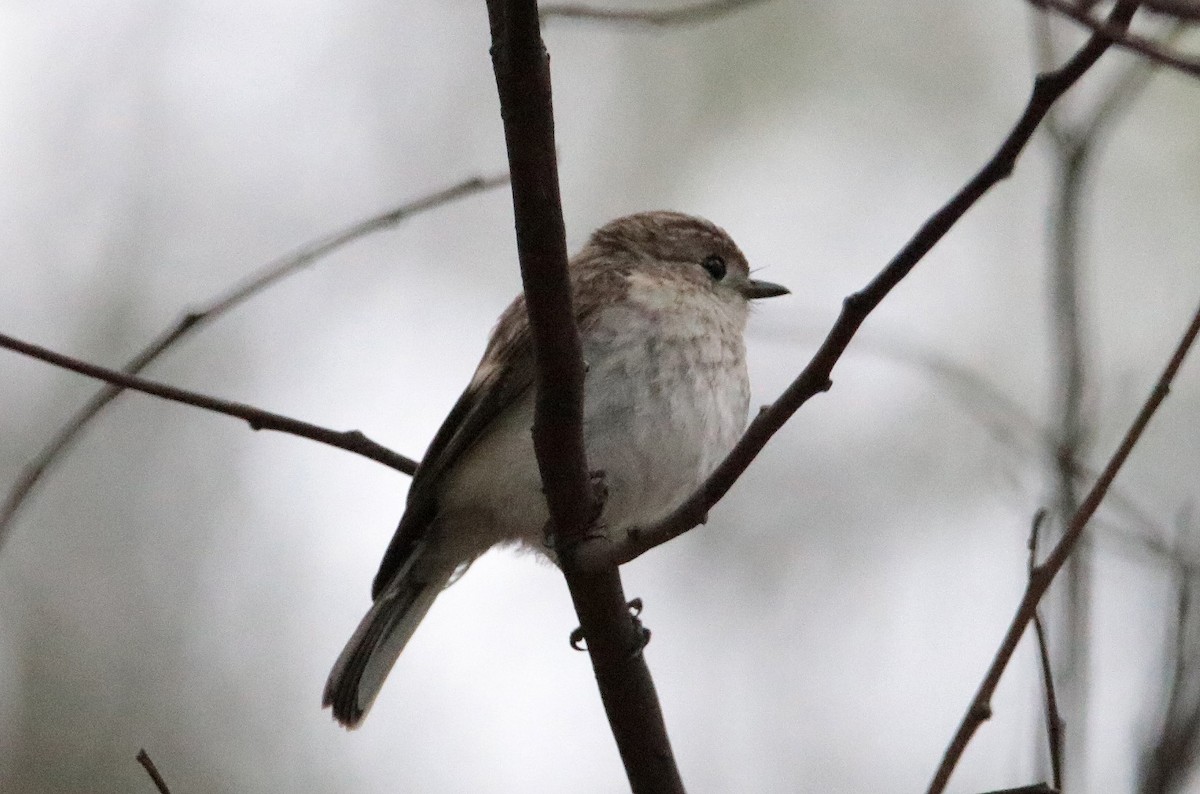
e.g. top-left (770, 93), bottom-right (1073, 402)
top-left (701, 254), bottom-right (727, 280)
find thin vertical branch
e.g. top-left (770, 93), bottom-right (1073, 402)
top-left (1042, 45), bottom-right (1096, 793)
top-left (1032, 13), bottom-right (1184, 781)
top-left (1029, 511), bottom-right (1065, 791)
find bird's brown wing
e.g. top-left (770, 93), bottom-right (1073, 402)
top-left (370, 294), bottom-right (536, 598)
top-left (369, 263), bottom-right (629, 599)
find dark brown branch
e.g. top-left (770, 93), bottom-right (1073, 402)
top-left (540, 0), bottom-right (770, 26)
top-left (0, 331), bottom-right (417, 475)
top-left (1029, 512), bottom-right (1065, 791)
top-left (927, 292), bottom-right (1200, 793)
top-left (135, 749), bottom-right (172, 794)
top-left (486, 0), bottom-right (590, 548)
top-left (484, 2), bottom-right (683, 792)
top-left (0, 175), bottom-right (504, 543)
top-left (586, 1), bottom-right (1144, 570)
top-left (1031, 0), bottom-right (1200, 77)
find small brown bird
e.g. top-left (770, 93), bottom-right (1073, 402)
top-left (324, 211), bottom-right (788, 726)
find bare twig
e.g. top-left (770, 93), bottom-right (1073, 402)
top-left (541, 0), bottom-right (770, 27)
top-left (927, 291), bottom-right (1200, 793)
top-left (0, 175), bottom-right (504, 544)
top-left (586, 1), bottom-right (1144, 570)
top-left (0, 331), bottom-right (417, 475)
top-left (1029, 512), bottom-right (1065, 791)
top-left (135, 749), bottom-right (172, 794)
top-left (484, 2), bottom-right (682, 792)
top-left (1031, 0), bottom-right (1200, 77)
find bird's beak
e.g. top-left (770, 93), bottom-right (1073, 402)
top-left (741, 278), bottom-right (790, 300)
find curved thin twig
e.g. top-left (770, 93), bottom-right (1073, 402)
top-left (0, 175), bottom-right (505, 544)
top-left (0, 331), bottom-right (417, 475)
top-left (584, 1), bottom-right (1144, 571)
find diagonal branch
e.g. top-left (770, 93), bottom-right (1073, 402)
top-left (135, 749), bottom-right (173, 794)
top-left (0, 175), bottom-right (505, 542)
top-left (485, 1), bottom-right (683, 792)
top-left (0, 331), bottom-right (417, 476)
top-left (584, 0), bottom-right (1145, 571)
top-left (927, 293), bottom-right (1200, 793)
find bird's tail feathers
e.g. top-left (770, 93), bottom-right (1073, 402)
top-left (323, 543), bottom-right (451, 728)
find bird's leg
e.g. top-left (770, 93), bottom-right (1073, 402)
top-left (626, 597), bottom-right (651, 650)
top-left (569, 598), bottom-right (651, 654)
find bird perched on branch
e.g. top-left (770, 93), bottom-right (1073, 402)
top-left (324, 211), bottom-right (788, 727)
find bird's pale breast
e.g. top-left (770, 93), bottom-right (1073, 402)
top-left (433, 276), bottom-right (750, 562)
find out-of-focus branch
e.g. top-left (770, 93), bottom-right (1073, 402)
top-left (927, 290), bottom-right (1200, 794)
top-left (540, 0), bottom-right (770, 27)
top-left (586, 1), bottom-right (1145, 570)
top-left (1138, 518), bottom-right (1200, 794)
top-left (0, 175), bottom-right (504, 545)
top-left (1031, 14), bottom-right (1182, 780)
top-left (483, 2), bottom-right (683, 792)
top-left (135, 749), bottom-right (172, 794)
top-left (1030, 0), bottom-right (1200, 77)
top-left (0, 331), bottom-right (417, 475)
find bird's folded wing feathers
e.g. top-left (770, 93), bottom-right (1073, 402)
top-left (370, 265), bottom-right (628, 599)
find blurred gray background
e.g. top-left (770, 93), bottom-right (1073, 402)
top-left (1, 1), bottom-right (1199, 792)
